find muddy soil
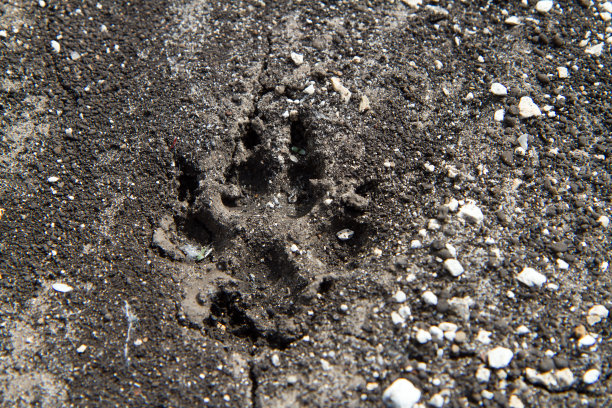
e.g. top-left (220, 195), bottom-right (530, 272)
top-left (1, 0), bottom-right (611, 407)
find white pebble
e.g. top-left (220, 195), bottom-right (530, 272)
top-left (557, 67), bottom-right (569, 78)
top-left (597, 215), bottom-right (609, 228)
top-left (429, 393), bottom-right (445, 408)
top-left (588, 304), bottom-right (608, 317)
top-left (509, 395), bottom-right (524, 408)
top-left (490, 82), bottom-right (507, 96)
top-left (415, 329), bottom-right (432, 344)
top-left (516, 325), bottom-right (530, 335)
top-left (517, 267), bottom-right (547, 288)
top-left (518, 96), bottom-right (542, 118)
top-left (604, 2), bottom-right (612, 13)
top-left (578, 334), bottom-right (596, 347)
top-left (458, 202), bottom-right (484, 223)
top-left (443, 259), bottom-right (464, 277)
top-left (290, 52), bottom-right (304, 65)
top-left (422, 290), bottom-right (438, 306)
top-left (583, 369), bottom-right (600, 384)
top-left (382, 379), bottom-right (421, 408)
top-left (535, 0), bottom-right (553, 14)
top-left (271, 354), bottom-right (281, 367)
top-left (48, 176), bottom-right (60, 183)
top-left (52, 283), bottom-right (73, 293)
top-left (391, 311), bottom-right (405, 325)
top-left (303, 84), bottom-right (315, 95)
top-left (477, 329), bottom-right (492, 344)
top-left (359, 95), bottom-right (371, 112)
top-left (394, 290), bottom-right (407, 303)
top-left (410, 239), bottom-right (422, 249)
top-left (51, 40), bottom-right (61, 53)
top-left (429, 326), bottom-right (444, 341)
top-left (398, 306), bottom-right (412, 319)
top-left (505, 16), bottom-right (521, 25)
top-left (438, 322), bottom-right (458, 333)
top-left (585, 43), bottom-right (604, 57)
top-left (475, 366), bottom-right (491, 383)
top-left (444, 198), bottom-right (459, 212)
top-left (76, 344), bottom-right (87, 353)
top-left (494, 109), bottom-right (505, 122)
top-left (487, 347), bottom-right (514, 369)
top-left (556, 259), bottom-right (569, 270)
top-left (517, 134), bottom-right (529, 150)
top-left (330, 77), bottom-right (351, 103)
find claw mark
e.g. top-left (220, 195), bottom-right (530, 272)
top-left (123, 301), bottom-right (138, 366)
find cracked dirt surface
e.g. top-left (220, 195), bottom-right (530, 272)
top-left (1, 0), bottom-right (612, 407)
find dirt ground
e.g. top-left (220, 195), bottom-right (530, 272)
top-left (1, 0), bottom-right (611, 407)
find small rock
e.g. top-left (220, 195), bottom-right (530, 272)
top-left (517, 267), bottom-right (547, 288)
top-left (517, 134), bottom-right (529, 150)
top-left (330, 77), bottom-right (351, 103)
top-left (415, 329), bottom-right (432, 344)
top-left (583, 369), bottom-right (600, 384)
top-left (341, 192), bottom-right (369, 211)
top-left (505, 16), bottom-right (521, 25)
top-left (578, 334), bottom-right (596, 347)
top-left (48, 176), bottom-right (60, 183)
top-left (50, 40), bottom-right (61, 53)
top-left (422, 290), bottom-right (438, 305)
top-left (573, 324), bottom-right (587, 338)
top-left (410, 240), bottom-right (422, 249)
top-left (382, 378), bottom-right (421, 408)
top-left (443, 259), bottom-right (464, 277)
top-left (490, 83), bottom-right (507, 96)
top-left (584, 43), bottom-right (604, 57)
top-left (535, 0), bottom-right (553, 14)
top-left (290, 52), bottom-right (304, 65)
top-left (394, 290), bottom-right (407, 303)
top-left (76, 345), bottom-right (87, 353)
top-left (458, 202), bottom-right (484, 224)
top-left (518, 96), bottom-right (542, 118)
top-left (391, 311), bottom-right (405, 325)
top-left (475, 366), bottom-right (491, 383)
top-left (557, 67), bottom-right (569, 78)
top-left (597, 215), bottom-right (609, 228)
top-left (359, 95), bottom-right (371, 112)
top-left (271, 354), bottom-right (281, 367)
top-left (336, 229), bottom-right (354, 241)
top-left (487, 347), bottom-right (514, 369)
top-left (494, 109), bottom-right (505, 122)
top-left (303, 84), bottom-right (315, 95)
top-left (587, 305), bottom-right (608, 325)
top-left (476, 329), bottom-right (492, 344)
top-left (52, 283), bottom-right (73, 293)
top-left (509, 395), bottom-right (524, 408)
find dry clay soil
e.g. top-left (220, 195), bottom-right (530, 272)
top-left (1, 0), bottom-right (612, 407)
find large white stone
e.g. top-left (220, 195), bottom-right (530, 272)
top-left (517, 267), bottom-right (547, 287)
top-left (487, 347), bottom-right (513, 369)
top-left (518, 96), bottom-right (542, 118)
top-left (382, 379), bottom-right (421, 408)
